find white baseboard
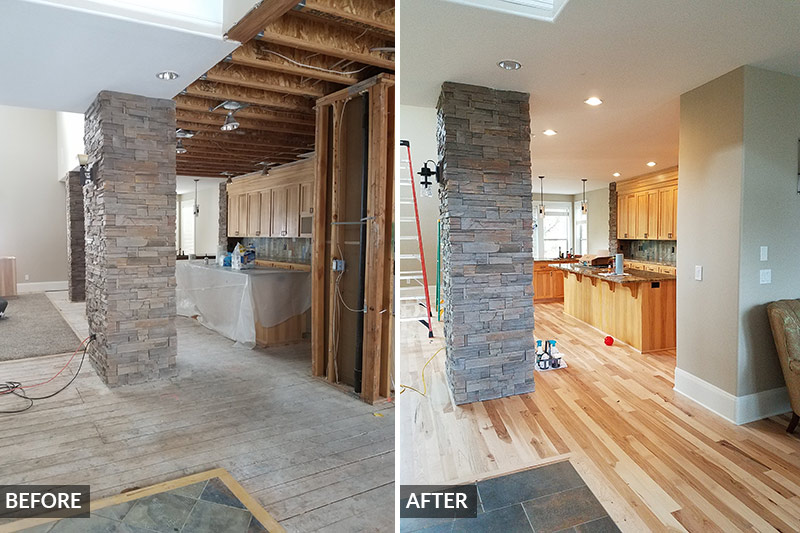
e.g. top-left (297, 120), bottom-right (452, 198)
top-left (674, 367), bottom-right (791, 425)
top-left (16, 281), bottom-right (68, 293)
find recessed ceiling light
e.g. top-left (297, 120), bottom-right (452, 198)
top-left (584, 97), bottom-right (603, 106)
top-left (497, 60), bottom-right (522, 71)
top-left (156, 70), bottom-right (179, 80)
top-left (613, 172), bottom-right (620, 177)
top-left (647, 161), bottom-right (656, 167)
top-left (542, 129), bottom-right (557, 136)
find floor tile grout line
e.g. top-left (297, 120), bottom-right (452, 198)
top-left (520, 502), bottom-right (537, 532)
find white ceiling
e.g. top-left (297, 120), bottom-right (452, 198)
top-left (176, 175), bottom-right (226, 195)
top-left (399, 0), bottom-right (800, 194)
top-left (0, 0), bottom-right (238, 113)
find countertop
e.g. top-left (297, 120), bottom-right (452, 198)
top-left (550, 263), bottom-right (676, 284)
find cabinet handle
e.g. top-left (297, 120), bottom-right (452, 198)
top-left (235, 231), bottom-right (239, 236)
top-left (281, 230), bottom-right (287, 236)
top-left (255, 231), bottom-right (260, 236)
top-left (309, 207), bottom-right (314, 214)
top-left (668, 233), bottom-right (673, 238)
top-left (644, 233), bottom-right (648, 238)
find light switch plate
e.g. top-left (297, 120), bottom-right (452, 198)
top-left (760, 246), bottom-right (768, 261)
top-left (694, 265), bottom-right (703, 281)
top-left (760, 269), bottom-right (772, 284)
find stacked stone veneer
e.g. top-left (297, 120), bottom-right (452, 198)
top-left (65, 170), bottom-right (85, 302)
top-left (84, 91), bottom-right (178, 386)
top-left (437, 82), bottom-right (536, 405)
top-left (608, 182), bottom-right (618, 253)
top-left (218, 182), bottom-right (228, 251)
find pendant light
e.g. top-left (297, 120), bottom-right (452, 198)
top-left (538, 176), bottom-right (545, 216)
top-left (580, 178), bottom-right (588, 214)
top-left (176, 139), bottom-right (187, 154)
top-left (221, 112), bottom-right (240, 131)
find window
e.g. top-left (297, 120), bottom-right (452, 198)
top-left (574, 200), bottom-right (587, 255)
top-left (533, 201), bottom-right (572, 258)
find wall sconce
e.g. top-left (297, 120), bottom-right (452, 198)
top-left (77, 153), bottom-right (95, 186)
top-left (417, 160), bottom-right (441, 197)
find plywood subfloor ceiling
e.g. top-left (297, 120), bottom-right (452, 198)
top-left (175, 0), bottom-right (395, 178)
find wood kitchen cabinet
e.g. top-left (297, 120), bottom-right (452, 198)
top-left (299, 182), bottom-right (314, 237)
top-left (227, 194), bottom-right (239, 237)
top-left (533, 260), bottom-right (577, 302)
top-left (657, 185), bottom-right (677, 240)
top-left (259, 190), bottom-right (272, 238)
top-left (237, 194), bottom-right (249, 238)
top-left (247, 192), bottom-right (261, 237)
top-left (617, 193), bottom-right (636, 239)
top-left (616, 167), bottom-right (678, 241)
top-left (286, 184), bottom-right (300, 238)
top-left (271, 187), bottom-right (288, 237)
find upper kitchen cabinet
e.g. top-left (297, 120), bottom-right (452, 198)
top-left (616, 167), bottom-right (678, 241)
top-left (225, 158), bottom-right (315, 240)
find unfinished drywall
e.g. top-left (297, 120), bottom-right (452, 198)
top-left (677, 67), bottom-right (744, 398)
top-left (0, 104), bottom-right (67, 290)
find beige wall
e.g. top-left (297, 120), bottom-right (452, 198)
top-left (677, 67), bottom-right (744, 396)
top-left (0, 105), bottom-right (67, 287)
top-left (398, 104), bottom-right (440, 283)
top-left (738, 67), bottom-right (800, 396)
top-left (584, 186), bottom-right (610, 254)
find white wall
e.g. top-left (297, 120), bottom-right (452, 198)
top-left (56, 111), bottom-right (85, 179)
top-left (0, 105), bottom-right (66, 287)
top-left (398, 104), bottom-right (440, 282)
top-left (177, 184), bottom-right (219, 257)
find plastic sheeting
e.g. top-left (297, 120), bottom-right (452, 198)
top-left (176, 261), bottom-right (311, 348)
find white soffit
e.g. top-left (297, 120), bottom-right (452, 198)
top-left (442, 0), bottom-right (570, 21)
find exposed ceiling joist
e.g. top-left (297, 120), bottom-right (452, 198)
top-left (205, 63), bottom-right (331, 98)
top-left (183, 132), bottom-right (315, 151)
top-left (301, 0), bottom-right (394, 34)
top-left (178, 144), bottom-right (306, 159)
top-left (231, 41), bottom-right (361, 85)
top-left (225, 0), bottom-right (300, 43)
top-left (175, 94), bottom-right (314, 126)
top-left (181, 139), bottom-right (310, 155)
top-left (176, 111), bottom-right (313, 136)
top-left (186, 80), bottom-right (315, 113)
top-left (259, 12), bottom-right (394, 69)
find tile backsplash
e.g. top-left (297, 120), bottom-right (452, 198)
top-left (237, 237), bottom-right (311, 264)
top-left (618, 240), bottom-right (677, 265)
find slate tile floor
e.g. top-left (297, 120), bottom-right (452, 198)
top-left (401, 461), bottom-right (620, 533)
top-left (18, 478), bottom-right (273, 533)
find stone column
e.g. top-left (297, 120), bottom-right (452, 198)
top-left (84, 91), bottom-right (177, 386)
top-left (608, 182), bottom-right (618, 253)
top-left (65, 170), bottom-right (85, 302)
top-left (218, 182), bottom-right (228, 251)
top-left (437, 82), bottom-right (535, 405)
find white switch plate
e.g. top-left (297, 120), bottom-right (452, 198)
top-left (695, 265), bottom-right (703, 281)
top-left (760, 246), bottom-right (768, 261)
top-left (760, 269), bottom-right (772, 284)
top-left (24, 274), bottom-right (29, 281)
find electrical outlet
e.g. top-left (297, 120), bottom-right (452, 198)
top-left (760, 269), bottom-right (772, 284)
top-left (331, 259), bottom-right (345, 272)
top-left (694, 266), bottom-right (703, 281)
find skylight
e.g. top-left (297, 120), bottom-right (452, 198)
top-left (443, 0), bottom-right (571, 22)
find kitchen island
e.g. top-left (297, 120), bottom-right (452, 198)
top-left (176, 260), bottom-right (310, 348)
top-left (550, 263), bottom-right (676, 353)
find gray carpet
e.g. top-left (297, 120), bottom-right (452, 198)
top-left (0, 293), bottom-right (81, 361)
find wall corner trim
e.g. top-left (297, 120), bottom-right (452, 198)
top-left (674, 367), bottom-right (791, 425)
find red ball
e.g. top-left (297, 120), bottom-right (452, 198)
top-left (604, 336), bottom-right (614, 346)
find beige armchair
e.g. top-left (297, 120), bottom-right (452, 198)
top-left (767, 299), bottom-right (800, 433)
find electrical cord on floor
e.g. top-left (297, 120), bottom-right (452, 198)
top-left (0, 335), bottom-right (95, 414)
top-left (398, 347), bottom-right (444, 398)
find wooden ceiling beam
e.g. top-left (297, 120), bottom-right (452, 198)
top-left (176, 110), bottom-right (314, 137)
top-left (205, 63), bottom-right (331, 98)
top-left (225, 0), bottom-right (299, 43)
top-left (185, 80), bottom-right (315, 113)
top-left (180, 141), bottom-right (307, 157)
top-left (231, 41), bottom-right (360, 86)
top-left (184, 128), bottom-right (315, 149)
top-left (259, 12), bottom-right (394, 70)
top-left (301, 0), bottom-right (395, 35)
top-left (175, 94), bottom-right (314, 126)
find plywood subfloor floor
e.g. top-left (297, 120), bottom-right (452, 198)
top-left (0, 292), bottom-right (394, 533)
top-left (398, 301), bottom-right (800, 532)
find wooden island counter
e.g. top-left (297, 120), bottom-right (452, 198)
top-left (550, 263), bottom-right (676, 353)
